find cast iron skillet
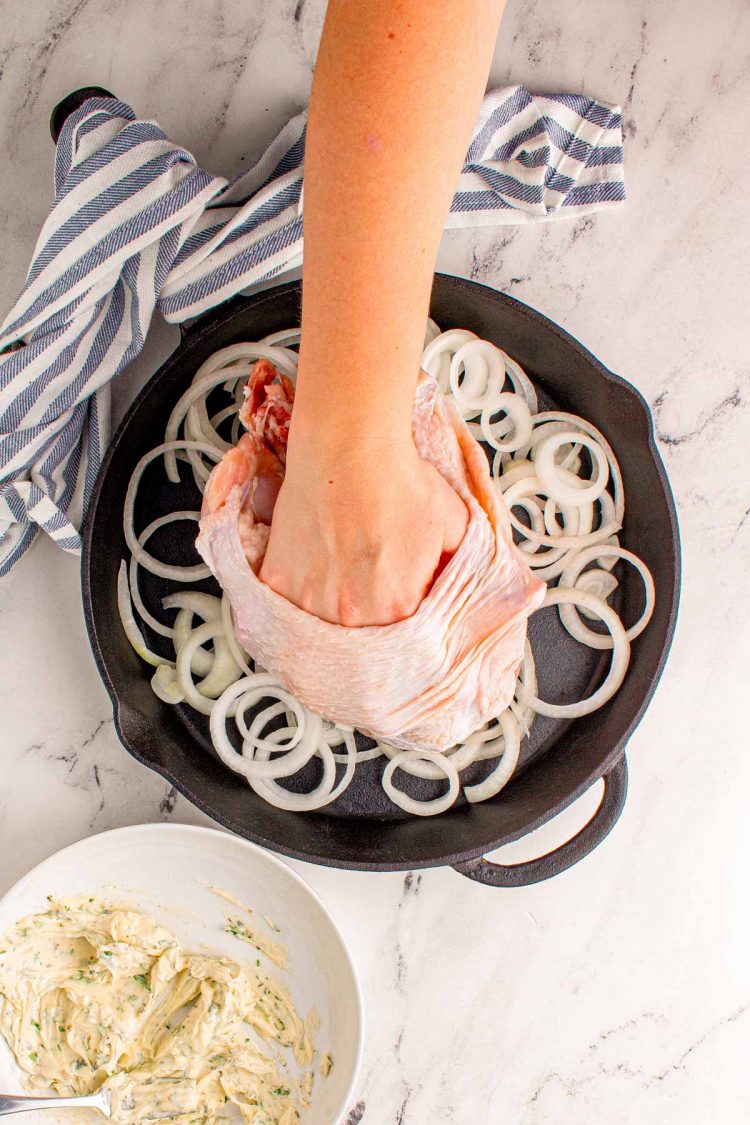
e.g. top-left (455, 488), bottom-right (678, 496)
top-left (81, 275), bottom-right (680, 887)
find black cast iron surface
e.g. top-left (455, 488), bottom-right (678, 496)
top-left (81, 275), bottom-right (680, 879)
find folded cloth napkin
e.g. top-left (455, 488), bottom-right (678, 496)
top-left (0, 86), bottom-right (624, 576)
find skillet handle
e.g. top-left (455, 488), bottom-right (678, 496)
top-left (50, 87), bottom-right (116, 142)
top-left (452, 755), bottom-right (628, 888)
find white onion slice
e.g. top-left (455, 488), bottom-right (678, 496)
top-left (151, 664), bottom-right (184, 704)
top-left (209, 403), bottom-right (240, 433)
top-left (235, 690), bottom-right (305, 749)
top-left (164, 591), bottom-right (223, 678)
top-left (381, 751), bottom-right (460, 816)
top-left (246, 728), bottom-right (351, 811)
top-left (560, 546), bottom-right (655, 648)
top-left (500, 351), bottom-right (538, 414)
top-left (129, 512), bottom-right (201, 640)
top-left (328, 731), bottom-right (383, 764)
top-left (462, 721), bottom-right (507, 763)
top-left (504, 477), bottom-right (620, 549)
top-left (516, 587), bottom-right (630, 719)
top-left (522, 545), bottom-right (573, 582)
top-left (124, 442), bottom-right (220, 581)
top-left (448, 340), bottom-right (505, 413)
top-left (117, 561), bottom-right (173, 668)
top-left (423, 317), bottom-right (441, 347)
top-left (259, 328), bottom-right (302, 350)
top-left (210, 675), bottom-right (322, 781)
top-left (525, 412), bottom-right (625, 525)
top-left (509, 640), bottom-right (537, 738)
top-left (376, 737), bottom-right (481, 780)
top-left (536, 429), bottom-right (609, 507)
top-left (463, 710), bottom-right (521, 803)
top-left (576, 569), bottom-right (619, 616)
top-left (240, 704), bottom-right (320, 780)
top-left (236, 690), bottom-right (306, 748)
top-left (175, 620), bottom-right (240, 714)
top-left (496, 457), bottom-right (536, 488)
top-left (480, 392), bottom-right (533, 454)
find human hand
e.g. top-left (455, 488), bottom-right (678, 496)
top-left (259, 435), bottom-right (468, 626)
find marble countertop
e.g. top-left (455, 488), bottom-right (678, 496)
top-left (1, 1), bottom-right (748, 1121)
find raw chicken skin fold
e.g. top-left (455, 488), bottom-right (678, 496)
top-left (197, 359), bottom-right (545, 752)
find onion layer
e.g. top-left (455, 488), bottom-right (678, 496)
top-left (516, 587), bottom-right (631, 719)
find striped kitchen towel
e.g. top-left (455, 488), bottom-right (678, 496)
top-left (0, 85), bottom-right (624, 576)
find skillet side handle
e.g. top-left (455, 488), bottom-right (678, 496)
top-left (452, 755), bottom-right (628, 888)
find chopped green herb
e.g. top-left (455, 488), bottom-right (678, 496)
top-left (133, 974), bottom-right (151, 992)
top-left (58, 1026), bottom-right (65, 1034)
top-left (273, 1087), bottom-right (290, 1097)
top-left (28, 1051), bottom-right (38, 1063)
top-left (102, 951), bottom-right (112, 957)
top-left (31, 1021), bottom-right (40, 1031)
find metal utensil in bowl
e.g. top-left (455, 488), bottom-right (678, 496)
top-left (0, 1091), bottom-right (111, 1117)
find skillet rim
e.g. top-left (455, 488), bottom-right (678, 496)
top-left (81, 275), bottom-right (681, 871)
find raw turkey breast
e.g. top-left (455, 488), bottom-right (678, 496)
top-left (196, 359), bottom-right (545, 752)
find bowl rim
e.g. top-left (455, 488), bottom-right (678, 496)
top-left (0, 822), bottom-right (365, 1125)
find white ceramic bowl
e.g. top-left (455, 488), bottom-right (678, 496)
top-left (0, 824), bottom-right (363, 1125)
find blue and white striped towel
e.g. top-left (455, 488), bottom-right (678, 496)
top-left (0, 85), bottom-right (624, 576)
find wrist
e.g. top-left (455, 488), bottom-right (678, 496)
top-left (284, 422), bottom-right (419, 502)
top-left (286, 408), bottom-right (413, 473)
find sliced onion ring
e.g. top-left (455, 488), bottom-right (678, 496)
top-left (210, 675), bottom-right (322, 781)
top-left (560, 546), bottom-right (655, 648)
top-left (376, 738), bottom-right (481, 780)
top-left (525, 412), bottom-right (625, 526)
top-left (124, 442), bottom-right (221, 581)
top-left (381, 751), bottom-right (460, 816)
top-left (175, 620), bottom-right (241, 714)
top-left (480, 392), bottom-right (533, 454)
top-left (516, 587), bottom-right (630, 719)
top-left (164, 591), bottom-right (223, 678)
top-left (151, 664), bottom-right (184, 705)
top-left (129, 513), bottom-right (202, 639)
top-left (449, 340), bottom-right (504, 412)
top-left (576, 569), bottom-right (619, 616)
top-left (535, 429), bottom-right (609, 507)
top-left (117, 561), bottom-right (172, 668)
top-left (504, 476), bottom-right (620, 549)
top-left (463, 710), bottom-right (521, 803)
top-left (246, 728), bottom-right (354, 811)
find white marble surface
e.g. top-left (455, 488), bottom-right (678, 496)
top-left (1, 1), bottom-right (749, 1122)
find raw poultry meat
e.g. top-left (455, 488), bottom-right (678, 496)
top-left (197, 360), bottom-right (545, 752)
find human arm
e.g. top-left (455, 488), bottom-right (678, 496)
top-left (260, 0), bottom-right (506, 625)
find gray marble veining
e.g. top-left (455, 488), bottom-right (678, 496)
top-left (0, 0), bottom-right (748, 1121)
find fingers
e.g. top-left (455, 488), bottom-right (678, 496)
top-left (259, 456), bottom-right (469, 627)
top-left (424, 461), bottom-right (469, 554)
